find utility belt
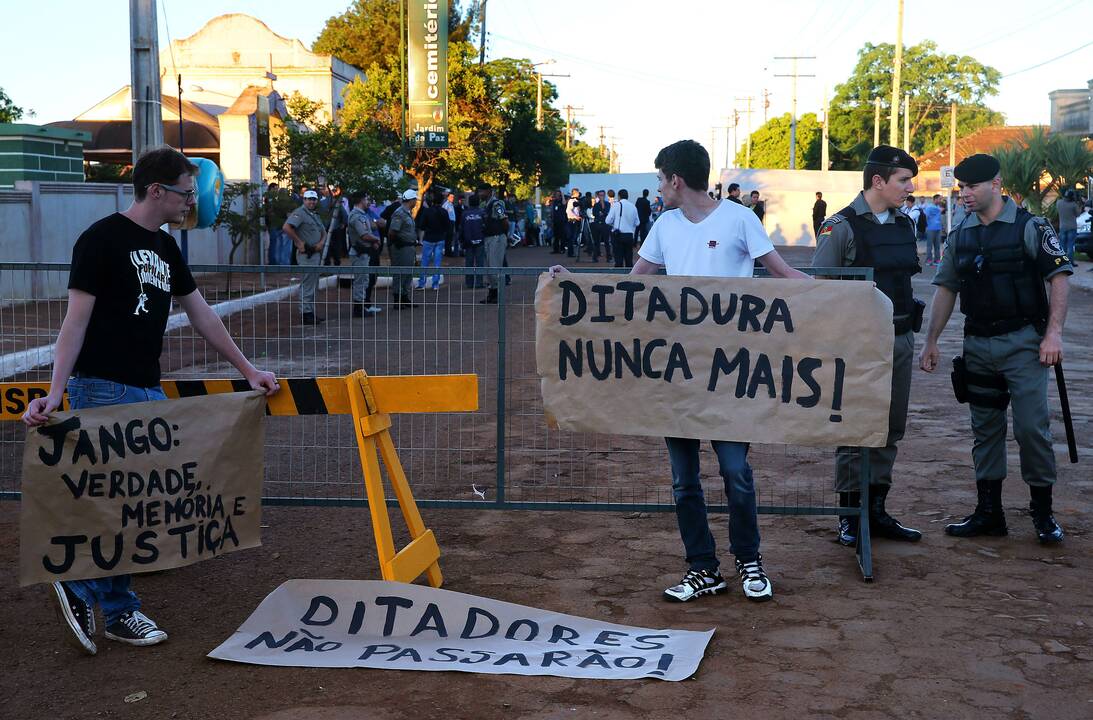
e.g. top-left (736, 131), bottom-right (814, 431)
top-left (963, 316), bottom-right (1043, 338)
top-left (893, 298), bottom-right (926, 336)
top-left (951, 356), bottom-right (1010, 410)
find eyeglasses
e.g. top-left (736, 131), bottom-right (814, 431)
top-left (148, 182), bottom-right (196, 200)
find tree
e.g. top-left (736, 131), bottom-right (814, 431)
top-left (997, 127), bottom-right (1093, 216)
top-left (213, 181), bottom-right (264, 281)
top-left (0, 86), bottom-right (31, 123)
top-left (314, 1), bottom-right (572, 203)
top-left (828, 41), bottom-right (1003, 168)
top-left (313, 0), bottom-right (473, 73)
top-left (735, 113), bottom-right (822, 170)
top-left (266, 92), bottom-right (400, 199)
top-left (566, 142), bottom-right (610, 174)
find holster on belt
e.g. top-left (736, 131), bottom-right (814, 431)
top-left (951, 355), bottom-right (1010, 410)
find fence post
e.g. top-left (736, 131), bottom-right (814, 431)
top-left (494, 268), bottom-right (507, 505)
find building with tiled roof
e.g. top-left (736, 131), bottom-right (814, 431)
top-left (916, 125), bottom-right (1036, 171)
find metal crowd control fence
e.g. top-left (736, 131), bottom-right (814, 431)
top-left (0, 261), bottom-right (876, 579)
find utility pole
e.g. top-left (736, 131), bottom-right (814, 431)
top-left (774, 56), bottom-right (815, 170)
top-left (533, 63), bottom-right (565, 223)
top-left (736, 96), bottom-right (755, 169)
top-left (949, 102), bottom-right (957, 166)
top-left (535, 68), bottom-right (568, 131)
top-left (129, 0), bottom-right (163, 164)
top-left (710, 126), bottom-right (718, 179)
top-left (609, 137), bottom-right (619, 173)
top-left (948, 102), bottom-right (957, 235)
top-left (762, 88), bottom-right (771, 123)
top-left (729, 110), bottom-right (740, 169)
top-left (821, 92), bottom-right (830, 173)
top-left (889, 0), bottom-right (904, 146)
top-left (903, 92), bottom-right (910, 153)
top-left (478, 0), bottom-right (488, 65)
top-left (564, 104), bottom-right (585, 149)
top-left (873, 97), bottom-right (881, 147)
top-left (599, 125), bottom-right (612, 158)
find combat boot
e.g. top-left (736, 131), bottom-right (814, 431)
top-left (869, 484), bottom-right (922, 541)
top-left (479, 288), bottom-right (498, 305)
top-left (1029, 485), bottom-right (1064, 544)
top-left (352, 303), bottom-right (363, 318)
top-left (836, 491), bottom-right (860, 547)
top-left (945, 479), bottom-right (1007, 537)
top-left (301, 312), bottom-right (324, 326)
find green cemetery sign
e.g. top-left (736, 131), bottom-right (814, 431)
top-left (406, 0), bottom-right (449, 149)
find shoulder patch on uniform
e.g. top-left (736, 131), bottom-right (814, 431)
top-left (1034, 219), bottom-right (1066, 257)
top-left (818, 215), bottom-right (843, 236)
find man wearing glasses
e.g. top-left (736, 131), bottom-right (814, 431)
top-left (22, 146), bottom-right (280, 655)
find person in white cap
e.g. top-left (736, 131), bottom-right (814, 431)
top-left (283, 189), bottom-right (327, 324)
top-left (387, 189), bottom-right (420, 307)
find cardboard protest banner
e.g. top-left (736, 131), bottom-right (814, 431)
top-left (209, 579), bottom-right (714, 681)
top-left (536, 273), bottom-right (894, 448)
top-left (19, 392), bottom-right (266, 586)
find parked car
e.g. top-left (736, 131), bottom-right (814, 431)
top-left (1076, 207), bottom-right (1091, 257)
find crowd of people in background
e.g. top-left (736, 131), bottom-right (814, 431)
top-left (259, 181), bottom-right (674, 321)
top-left (258, 176), bottom-right (1092, 323)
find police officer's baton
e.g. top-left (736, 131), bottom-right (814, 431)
top-left (1054, 362), bottom-right (1078, 464)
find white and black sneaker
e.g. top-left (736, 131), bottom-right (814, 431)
top-left (663, 568), bottom-right (728, 602)
top-left (735, 555), bottom-right (774, 602)
top-left (105, 610), bottom-right (168, 646)
top-left (51, 581), bottom-right (97, 655)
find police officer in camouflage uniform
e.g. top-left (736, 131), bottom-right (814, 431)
top-left (813, 145), bottom-right (924, 546)
top-left (283, 189), bottom-right (327, 325)
top-left (920, 153), bottom-right (1070, 544)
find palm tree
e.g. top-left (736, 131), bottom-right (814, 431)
top-left (996, 127), bottom-right (1093, 217)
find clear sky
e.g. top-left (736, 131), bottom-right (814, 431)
top-left (3, 0), bottom-right (1091, 172)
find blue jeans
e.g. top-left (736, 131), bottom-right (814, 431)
top-left (418, 239), bottom-right (444, 287)
top-left (1059, 228), bottom-right (1077, 257)
top-left (268, 228), bottom-right (290, 265)
top-left (665, 437), bottom-right (760, 570)
top-left (62, 375), bottom-right (166, 625)
top-left (464, 243), bottom-right (485, 287)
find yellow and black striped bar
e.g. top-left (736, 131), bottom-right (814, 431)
top-left (0, 375), bottom-right (478, 421)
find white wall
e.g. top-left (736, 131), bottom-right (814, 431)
top-left (718, 169), bottom-right (861, 246)
top-left (1, 182), bottom-right (237, 300)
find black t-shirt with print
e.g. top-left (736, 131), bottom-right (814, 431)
top-left (68, 213), bottom-right (198, 388)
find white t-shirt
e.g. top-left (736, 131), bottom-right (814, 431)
top-left (874, 209), bottom-right (891, 224)
top-left (638, 200), bottom-right (774, 278)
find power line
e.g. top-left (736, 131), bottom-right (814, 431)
top-left (966, 0), bottom-right (1084, 52)
top-left (1002, 39), bottom-right (1093, 78)
top-left (490, 32), bottom-right (729, 91)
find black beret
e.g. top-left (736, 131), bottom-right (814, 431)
top-left (954, 153), bottom-right (1000, 184)
top-left (865, 144), bottom-right (919, 175)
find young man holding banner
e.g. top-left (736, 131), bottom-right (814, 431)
top-left (552, 140), bottom-right (808, 602)
top-left (22, 146), bottom-right (280, 655)
top-left (812, 145), bottom-right (925, 547)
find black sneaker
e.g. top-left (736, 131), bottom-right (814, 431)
top-left (837, 516), bottom-right (859, 547)
top-left (663, 568), bottom-right (728, 602)
top-left (735, 555), bottom-right (774, 602)
top-left (51, 581), bottom-right (96, 655)
top-left (105, 610), bottom-right (168, 646)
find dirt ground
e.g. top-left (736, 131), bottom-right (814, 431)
top-left (1, 244), bottom-right (1091, 720)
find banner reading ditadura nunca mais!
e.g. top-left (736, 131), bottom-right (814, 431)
top-left (535, 273), bottom-right (894, 448)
